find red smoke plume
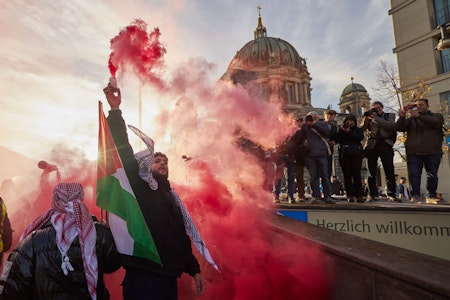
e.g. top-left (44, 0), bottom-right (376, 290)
top-left (108, 19), bottom-right (166, 89)
top-left (103, 19), bottom-right (334, 300)
top-left (175, 161), bottom-right (333, 300)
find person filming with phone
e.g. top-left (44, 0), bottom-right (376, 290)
top-left (395, 98), bottom-right (447, 205)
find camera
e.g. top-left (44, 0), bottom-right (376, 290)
top-left (305, 115), bottom-right (314, 122)
top-left (363, 108), bottom-right (378, 117)
top-left (404, 104), bottom-right (417, 110)
top-left (343, 122), bottom-right (351, 129)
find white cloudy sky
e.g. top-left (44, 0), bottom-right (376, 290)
top-left (0, 0), bottom-right (396, 160)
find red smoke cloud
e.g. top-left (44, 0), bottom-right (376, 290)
top-left (103, 19), bottom-right (334, 299)
top-left (108, 19), bottom-right (166, 90)
top-left (175, 161), bottom-right (333, 300)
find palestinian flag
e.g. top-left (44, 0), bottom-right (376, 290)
top-left (96, 101), bottom-right (161, 265)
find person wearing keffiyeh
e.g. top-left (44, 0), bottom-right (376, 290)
top-left (104, 84), bottom-right (211, 300)
top-left (0, 182), bottom-right (120, 300)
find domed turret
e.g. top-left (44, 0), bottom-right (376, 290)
top-left (341, 82), bottom-right (367, 96)
top-left (339, 77), bottom-right (371, 119)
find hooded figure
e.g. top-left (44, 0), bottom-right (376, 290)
top-left (0, 182), bottom-right (120, 300)
top-left (335, 114), bottom-right (365, 202)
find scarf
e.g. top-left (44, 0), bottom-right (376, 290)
top-left (20, 182), bottom-right (98, 300)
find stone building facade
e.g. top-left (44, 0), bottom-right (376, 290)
top-left (389, 0), bottom-right (450, 199)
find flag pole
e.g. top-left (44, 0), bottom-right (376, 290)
top-left (98, 101), bottom-right (105, 222)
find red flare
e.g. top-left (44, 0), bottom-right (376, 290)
top-left (107, 19), bottom-right (166, 88)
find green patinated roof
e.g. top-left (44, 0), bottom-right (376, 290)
top-left (341, 82), bottom-right (367, 96)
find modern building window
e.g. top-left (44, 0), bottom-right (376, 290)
top-left (442, 48), bottom-right (450, 73)
top-left (434, 0), bottom-right (450, 26)
top-left (440, 91), bottom-right (450, 130)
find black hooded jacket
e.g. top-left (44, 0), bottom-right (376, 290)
top-left (107, 109), bottom-right (200, 278)
top-left (0, 219), bottom-right (120, 300)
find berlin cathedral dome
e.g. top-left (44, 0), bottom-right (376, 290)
top-left (225, 33), bottom-right (306, 73)
top-left (221, 8), bottom-right (313, 115)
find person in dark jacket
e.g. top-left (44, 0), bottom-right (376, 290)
top-left (335, 115), bottom-right (365, 203)
top-left (233, 127), bottom-right (276, 193)
top-left (103, 84), bottom-right (205, 300)
top-left (360, 101), bottom-right (400, 203)
top-left (395, 98), bottom-right (447, 205)
top-left (275, 117), bottom-right (306, 203)
top-left (304, 111), bottom-right (335, 204)
top-left (0, 182), bottom-right (120, 300)
top-left (293, 117), bottom-right (307, 202)
top-left (273, 138), bottom-right (297, 204)
top-left (0, 196), bottom-right (12, 265)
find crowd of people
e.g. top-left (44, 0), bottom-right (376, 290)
top-left (270, 99), bottom-right (448, 206)
top-left (0, 89), bottom-right (447, 299)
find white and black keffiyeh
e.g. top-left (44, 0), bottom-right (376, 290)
top-left (170, 190), bottom-right (218, 271)
top-left (20, 182), bottom-right (98, 300)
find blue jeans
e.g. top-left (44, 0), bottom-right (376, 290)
top-left (407, 154), bottom-right (442, 198)
top-left (305, 155), bottom-right (331, 198)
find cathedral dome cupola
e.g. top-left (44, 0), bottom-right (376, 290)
top-left (221, 7), bottom-right (313, 113)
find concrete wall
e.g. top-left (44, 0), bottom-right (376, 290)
top-left (269, 214), bottom-right (450, 299)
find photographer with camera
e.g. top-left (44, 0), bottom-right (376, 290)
top-left (361, 101), bottom-right (400, 203)
top-left (395, 99), bottom-right (447, 205)
top-left (303, 111), bottom-right (335, 204)
top-left (335, 115), bottom-right (365, 203)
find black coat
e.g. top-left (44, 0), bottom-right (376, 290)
top-left (1, 219), bottom-right (120, 300)
top-left (335, 126), bottom-right (364, 151)
top-left (107, 110), bottom-right (200, 278)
